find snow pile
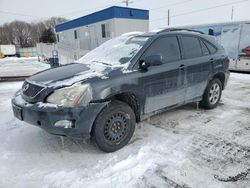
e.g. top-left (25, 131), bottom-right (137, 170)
top-left (0, 57), bottom-right (50, 77)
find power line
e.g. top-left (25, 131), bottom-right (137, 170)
top-left (152, 0), bottom-right (249, 22)
top-left (58, 0), bottom-right (121, 16)
top-left (0, 0), bottom-right (141, 23)
top-left (1, 0), bottom-right (249, 24)
top-left (58, 0), bottom-right (144, 17)
top-left (172, 0), bottom-right (249, 18)
top-left (150, 0), bottom-right (192, 11)
top-left (0, 10), bottom-right (41, 19)
top-left (58, 0), bottom-right (191, 19)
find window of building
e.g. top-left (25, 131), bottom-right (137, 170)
top-left (101, 24), bottom-right (106, 38)
top-left (182, 36), bottom-right (203, 59)
top-left (74, 30), bottom-right (78, 39)
top-left (101, 23), bottom-right (110, 38)
top-left (145, 36), bottom-right (181, 63)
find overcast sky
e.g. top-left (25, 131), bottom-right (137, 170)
top-left (0, 0), bottom-right (250, 29)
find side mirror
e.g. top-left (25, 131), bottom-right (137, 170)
top-left (139, 55), bottom-right (163, 70)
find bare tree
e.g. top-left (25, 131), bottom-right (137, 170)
top-left (0, 17), bottom-right (68, 47)
top-left (0, 24), bottom-right (12, 44)
top-left (43, 17), bottom-right (68, 30)
top-left (0, 26), bottom-right (8, 44)
top-left (7, 21), bottom-right (34, 47)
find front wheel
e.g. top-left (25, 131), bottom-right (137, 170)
top-left (93, 100), bottom-right (136, 152)
top-left (200, 78), bottom-right (222, 109)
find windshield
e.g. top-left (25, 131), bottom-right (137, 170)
top-left (78, 33), bottom-right (149, 66)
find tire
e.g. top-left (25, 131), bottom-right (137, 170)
top-left (200, 78), bottom-right (222, 109)
top-left (93, 100), bottom-right (136, 152)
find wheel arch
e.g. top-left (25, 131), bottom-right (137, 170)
top-left (106, 92), bottom-right (141, 123)
top-left (213, 72), bottom-right (226, 89)
top-left (89, 90), bottom-right (141, 138)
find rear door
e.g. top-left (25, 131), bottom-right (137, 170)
top-left (179, 35), bottom-right (212, 102)
top-left (138, 35), bottom-right (186, 114)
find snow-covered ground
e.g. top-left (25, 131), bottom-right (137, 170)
top-left (0, 73), bottom-right (249, 188)
top-left (0, 57), bottom-right (50, 77)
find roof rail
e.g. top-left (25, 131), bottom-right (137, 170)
top-left (157, 28), bottom-right (204, 34)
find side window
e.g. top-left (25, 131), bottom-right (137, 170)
top-left (200, 40), bottom-right (210, 55)
top-left (182, 36), bottom-right (203, 59)
top-left (203, 40), bottom-right (217, 54)
top-left (74, 30), bottom-right (78, 39)
top-left (145, 36), bottom-right (181, 63)
top-left (101, 24), bottom-right (106, 38)
top-left (101, 23), bottom-right (110, 38)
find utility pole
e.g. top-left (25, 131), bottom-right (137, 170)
top-left (122, 0), bottom-right (133, 7)
top-left (231, 6), bottom-right (234, 21)
top-left (168, 9), bottom-right (170, 26)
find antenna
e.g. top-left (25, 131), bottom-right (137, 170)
top-left (168, 9), bottom-right (170, 26)
top-left (121, 0), bottom-right (133, 7)
top-left (231, 6), bottom-right (234, 21)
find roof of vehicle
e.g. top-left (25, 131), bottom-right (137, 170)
top-left (157, 28), bottom-right (204, 34)
top-left (137, 28), bottom-right (221, 49)
top-left (139, 28), bottom-right (205, 38)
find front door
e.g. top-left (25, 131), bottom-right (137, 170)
top-left (138, 35), bottom-right (186, 114)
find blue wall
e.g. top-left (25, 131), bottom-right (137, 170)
top-left (55, 6), bottom-right (149, 32)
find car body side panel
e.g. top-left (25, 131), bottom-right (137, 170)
top-left (212, 52), bottom-right (228, 74)
top-left (183, 56), bottom-right (212, 101)
top-left (138, 62), bottom-right (185, 114)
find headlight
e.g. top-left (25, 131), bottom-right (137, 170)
top-left (46, 84), bottom-right (92, 107)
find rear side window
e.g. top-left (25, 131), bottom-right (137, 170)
top-left (145, 36), bottom-right (181, 63)
top-left (200, 40), bottom-right (210, 55)
top-left (203, 40), bottom-right (217, 54)
top-left (182, 36), bottom-right (203, 59)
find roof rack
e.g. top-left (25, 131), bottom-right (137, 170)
top-left (157, 28), bottom-right (204, 34)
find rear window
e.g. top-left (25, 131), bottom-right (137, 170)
top-left (200, 40), bottom-right (210, 55)
top-left (203, 40), bottom-right (217, 54)
top-left (182, 36), bottom-right (203, 59)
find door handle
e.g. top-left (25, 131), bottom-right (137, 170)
top-left (179, 64), bottom-right (185, 70)
top-left (209, 58), bottom-right (214, 63)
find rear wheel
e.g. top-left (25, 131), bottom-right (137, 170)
top-left (93, 100), bottom-right (136, 152)
top-left (200, 78), bottom-right (222, 109)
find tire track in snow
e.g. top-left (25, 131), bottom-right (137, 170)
top-left (188, 134), bottom-right (250, 184)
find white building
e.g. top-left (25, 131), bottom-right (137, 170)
top-left (55, 6), bottom-right (149, 64)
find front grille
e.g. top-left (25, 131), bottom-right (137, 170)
top-left (22, 81), bottom-right (44, 98)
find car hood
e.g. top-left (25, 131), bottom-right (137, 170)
top-left (27, 63), bottom-right (122, 87)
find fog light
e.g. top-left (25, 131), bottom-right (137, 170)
top-left (54, 120), bottom-right (74, 128)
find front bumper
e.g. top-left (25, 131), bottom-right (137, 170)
top-left (12, 93), bottom-right (108, 139)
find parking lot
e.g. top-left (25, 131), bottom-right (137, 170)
top-left (0, 73), bottom-right (249, 188)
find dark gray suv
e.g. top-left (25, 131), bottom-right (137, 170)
top-left (12, 29), bottom-right (230, 152)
